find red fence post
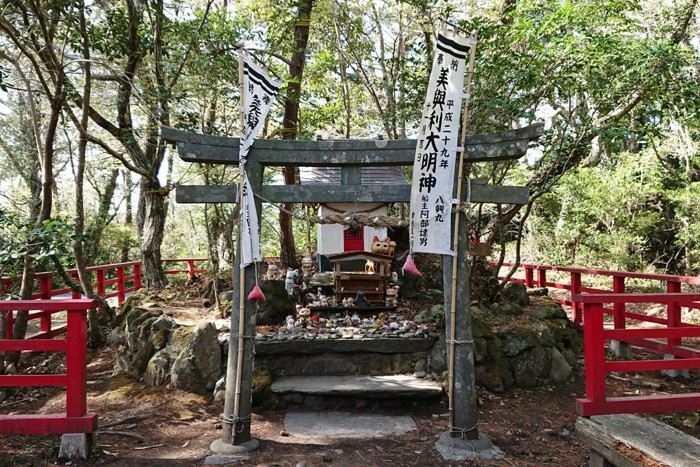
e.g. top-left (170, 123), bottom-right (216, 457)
top-left (666, 281), bottom-right (682, 349)
top-left (584, 302), bottom-right (607, 407)
top-left (133, 263), bottom-right (142, 291)
top-left (71, 272), bottom-right (82, 299)
top-left (65, 307), bottom-right (88, 418)
top-left (5, 312), bottom-right (12, 339)
top-left (537, 269), bottom-right (547, 287)
top-left (39, 274), bottom-right (52, 299)
top-left (117, 267), bottom-right (126, 304)
top-left (525, 266), bottom-right (534, 288)
top-left (570, 271), bottom-right (582, 326)
top-left (96, 270), bottom-right (106, 297)
top-left (39, 275), bottom-right (53, 333)
top-left (187, 260), bottom-right (195, 281)
top-left (613, 276), bottom-right (625, 329)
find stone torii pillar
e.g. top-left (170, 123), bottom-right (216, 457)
top-left (162, 122), bottom-right (542, 454)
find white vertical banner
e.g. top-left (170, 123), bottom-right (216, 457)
top-left (238, 50), bottom-right (282, 267)
top-left (409, 30), bottom-right (472, 255)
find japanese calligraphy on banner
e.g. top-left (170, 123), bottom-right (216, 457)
top-left (409, 30), bottom-right (471, 256)
top-left (238, 50), bottom-right (282, 267)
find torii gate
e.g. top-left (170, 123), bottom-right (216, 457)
top-left (162, 122), bottom-right (543, 452)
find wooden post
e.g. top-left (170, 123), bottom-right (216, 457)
top-left (584, 302), bottom-right (606, 406)
top-left (570, 272), bottom-right (582, 326)
top-left (133, 263), bottom-right (142, 291)
top-left (525, 266), bottom-right (534, 288)
top-left (612, 276), bottom-right (625, 329)
top-left (39, 274), bottom-right (52, 299)
top-left (71, 272), bottom-right (82, 299)
top-left (666, 281), bottom-right (681, 349)
top-left (65, 307), bottom-right (88, 418)
top-left (117, 267), bottom-right (126, 304)
top-left (537, 269), bottom-right (547, 288)
top-left (96, 270), bottom-right (106, 297)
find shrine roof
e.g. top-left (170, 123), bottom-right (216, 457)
top-left (299, 166), bottom-right (407, 185)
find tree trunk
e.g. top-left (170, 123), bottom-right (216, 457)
top-left (501, 0), bottom-right (518, 25)
top-left (122, 170), bottom-right (133, 262)
top-left (11, 67), bottom-right (65, 349)
top-left (279, 0), bottom-right (314, 269)
top-left (137, 177), bottom-right (167, 289)
top-left (85, 168), bottom-right (119, 264)
top-left (72, 3), bottom-right (103, 347)
top-left (333, 19), bottom-right (351, 139)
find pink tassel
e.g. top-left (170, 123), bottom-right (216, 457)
top-left (247, 284), bottom-right (266, 302)
top-left (402, 254), bottom-right (421, 276)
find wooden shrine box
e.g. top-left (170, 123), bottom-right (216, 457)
top-left (326, 251), bottom-right (394, 306)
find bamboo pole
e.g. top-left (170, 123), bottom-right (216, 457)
top-left (447, 30), bottom-right (477, 434)
top-left (233, 46), bottom-right (247, 430)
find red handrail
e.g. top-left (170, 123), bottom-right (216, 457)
top-left (0, 299), bottom-right (98, 435)
top-left (574, 293), bottom-right (700, 417)
top-left (1, 258), bottom-right (208, 338)
top-left (2, 258), bottom-right (208, 302)
top-left (494, 262), bottom-right (700, 331)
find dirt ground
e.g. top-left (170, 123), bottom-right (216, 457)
top-left (1, 292), bottom-right (699, 466)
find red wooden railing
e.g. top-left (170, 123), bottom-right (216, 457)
top-left (495, 262), bottom-right (700, 334)
top-left (0, 299), bottom-right (98, 435)
top-left (574, 293), bottom-right (700, 416)
top-left (497, 262), bottom-right (700, 416)
top-left (1, 258), bottom-right (207, 338)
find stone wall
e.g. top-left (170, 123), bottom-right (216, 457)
top-left (111, 287), bottom-right (580, 398)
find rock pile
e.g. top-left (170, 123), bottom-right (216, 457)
top-left (254, 311), bottom-right (440, 342)
top-left (109, 294), bottom-right (221, 395)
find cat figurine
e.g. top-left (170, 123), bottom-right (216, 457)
top-left (370, 236), bottom-right (396, 276)
top-left (370, 236), bottom-right (391, 255)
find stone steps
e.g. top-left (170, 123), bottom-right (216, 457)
top-left (268, 375), bottom-right (443, 410)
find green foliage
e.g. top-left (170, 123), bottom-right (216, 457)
top-left (90, 223), bottom-right (139, 266)
top-left (0, 209), bottom-right (76, 295)
top-left (526, 147), bottom-right (700, 272)
top-left (1, 0), bottom-right (700, 278)
top-left (668, 182), bottom-right (700, 273)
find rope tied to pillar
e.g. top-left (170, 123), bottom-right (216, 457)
top-left (445, 338), bottom-right (473, 346)
top-left (449, 422), bottom-right (479, 440)
top-left (221, 413), bottom-right (253, 433)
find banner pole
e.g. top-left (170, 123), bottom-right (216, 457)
top-left (233, 45), bottom-right (247, 436)
top-left (448, 30), bottom-right (477, 435)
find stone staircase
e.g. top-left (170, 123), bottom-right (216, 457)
top-left (254, 337), bottom-right (445, 410)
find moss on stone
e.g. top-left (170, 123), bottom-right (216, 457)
top-left (151, 328), bottom-right (170, 350)
top-left (252, 366), bottom-right (275, 405)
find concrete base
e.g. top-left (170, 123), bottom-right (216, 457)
top-left (434, 431), bottom-right (503, 461)
top-left (610, 340), bottom-right (631, 360)
top-left (58, 433), bottom-right (94, 460)
top-left (662, 354), bottom-right (690, 378)
top-left (210, 437), bottom-right (260, 455)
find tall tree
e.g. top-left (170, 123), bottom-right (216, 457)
top-left (0, 1), bottom-right (71, 354)
top-left (279, 0), bottom-right (314, 268)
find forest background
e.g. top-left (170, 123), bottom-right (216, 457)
top-left (1, 0), bottom-right (699, 321)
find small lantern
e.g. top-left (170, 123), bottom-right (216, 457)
top-left (301, 255), bottom-right (314, 277)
